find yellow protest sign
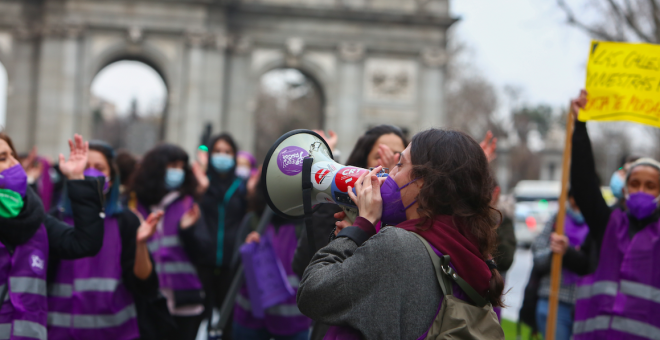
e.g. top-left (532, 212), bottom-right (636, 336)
top-left (579, 40), bottom-right (660, 127)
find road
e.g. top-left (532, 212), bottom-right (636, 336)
top-left (501, 248), bottom-right (533, 321)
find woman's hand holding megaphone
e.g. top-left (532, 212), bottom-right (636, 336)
top-left (347, 166), bottom-right (385, 225)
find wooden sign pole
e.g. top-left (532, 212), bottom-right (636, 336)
top-left (545, 112), bottom-right (575, 340)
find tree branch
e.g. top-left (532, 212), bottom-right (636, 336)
top-left (612, 0), bottom-right (654, 42)
top-left (556, 0), bottom-right (622, 41)
top-left (649, 0), bottom-right (660, 43)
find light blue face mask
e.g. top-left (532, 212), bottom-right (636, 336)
top-left (165, 168), bottom-right (185, 190)
top-left (211, 153), bottom-right (235, 173)
top-left (566, 203), bottom-right (585, 225)
top-left (610, 172), bottom-right (625, 200)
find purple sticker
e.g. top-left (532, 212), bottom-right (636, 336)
top-left (277, 146), bottom-right (309, 176)
top-left (29, 250), bottom-right (45, 275)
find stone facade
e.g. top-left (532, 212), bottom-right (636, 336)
top-left (0, 0), bottom-right (456, 159)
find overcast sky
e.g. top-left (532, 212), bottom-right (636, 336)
top-left (0, 0), bottom-right (594, 127)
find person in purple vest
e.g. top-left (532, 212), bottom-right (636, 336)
top-left (131, 144), bottom-right (213, 340)
top-left (0, 132), bottom-right (105, 340)
top-left (531, 189), bottom-right (590, 340)
top-left (232, 178), bottom-right (311, 340)
top-left (569, 89), bottom-right (660, 340)
top-left (49, 140), bottom-right (165, 340)
top-left (197, 133), bottom-right (248, 340)
top-left (297, 129), bottom-right (505, 339)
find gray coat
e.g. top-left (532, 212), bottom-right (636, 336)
top-left (297, 226), bottom-right (442, 340)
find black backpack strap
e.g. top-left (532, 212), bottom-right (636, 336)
top-left (411, 232), bottom-right (489, 308)
top-left (302, 157), bottom-right (315, 256)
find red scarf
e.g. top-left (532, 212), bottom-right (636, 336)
top-left (397, 215), bottom-right (492, 297)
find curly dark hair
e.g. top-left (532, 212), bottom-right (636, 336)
top-left (132, 144), bottom-right (198, 206)
top-left (409, 128), bottom-right (504, 307)
top-left (345, 125), bottom-right (407, 168)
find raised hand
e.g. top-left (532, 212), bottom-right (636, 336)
top-left (347, 166), bottom-right (384, 225)
top-left (180, 203), bottom-right (201, 230)
top-left (313, 130), bottom-right (338, 152)
top-left (196, 148), bottom-right (208, 173)
top-left (58, 134), bottom-right (89, 180)
top-left (479, 130), bottom-right (498, 163)
top-left (570, 89), bottom-right (588, 121)
top-left (136, 211), bottom-right (164, 244)
top-left (192, 162), bottom-right (210, 194)
top-left (377, 144), bottom-right (399, 171)
top-left (247, 167), bottom-right (262, 197)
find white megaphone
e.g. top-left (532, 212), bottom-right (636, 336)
top-left (261, 130), bottom-right (378, 223)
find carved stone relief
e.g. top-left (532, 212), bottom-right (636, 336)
top-left (364, 58), bottom-right (417, 102)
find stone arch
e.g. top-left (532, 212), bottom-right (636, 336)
top-left (84, 39), bottom-right (174, 142)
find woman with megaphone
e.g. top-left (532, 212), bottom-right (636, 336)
top-left (297, 128), bottom-right (505, 339)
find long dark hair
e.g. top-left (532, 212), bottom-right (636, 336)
top-left (132, 144), bottom-right (198, 206)
top-left (345, 125), bottom-right (407, 168)
top-left (0, 132), bottom-right (17, 158)
top-left (409, 128), bottom-right (504, 307)
top-left (206, 133), bottom-right (238, 168)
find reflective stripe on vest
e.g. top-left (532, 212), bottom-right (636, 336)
top-left (147, 235), bottom-right (181, 253)
top-left (575, 280), bottom-right (618, 300)
top-left (620, 280), bottom-right (660, 304)
top-left (155, 262), bottom-right (198, 274)
top-left (611, 316), bottom-right (660, 340)
top-left (573, 316), bottom-right (611, 335)
top-left (10, 277), bottom-right (47, 296)
top-left (74, 278), bottom-right (120, 292)
top-left (0, 320), bottom-right (48, 340)
top-left (48, 304), bottom-right (137, 329)
top-left (48, 283), bottom-right (73, 298)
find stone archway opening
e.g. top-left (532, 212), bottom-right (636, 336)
top-left (90, 60), bottom-right (167, 155)
top-left (0, 60), bottom-right (6, 128)
top-left (254, 68), bottom-right (325, 161)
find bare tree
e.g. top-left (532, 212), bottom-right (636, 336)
top-left (556, 0), bottom-right (660, 43)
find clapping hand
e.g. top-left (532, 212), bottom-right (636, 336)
top-left (58, 134), bottom-right (89, 180)
top-left (245, 231), bottom-right (260, 244)
top-left (313, 130), bottom-right (338, 152)
top-left (180, 203), bottom-right (201, 230)
top-left (136, 211), bottom-right (164, 244)
top-left (192, 162), bottom-right (210, 194)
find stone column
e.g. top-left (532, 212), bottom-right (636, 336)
top-left (34, 25), bottom-right (83, 158)
top-left (4, 28), bottom-right (39, 153)
top-left (180, 31), bottom-right (206, 156)
top-left (419, 46), bottom-right (448, 129)
top-left (201, 33), bottom-right (227, 139)
top-left (224, 37), bottom-right (254, 153)
top-left (335, 42), bottom-right (365, 160)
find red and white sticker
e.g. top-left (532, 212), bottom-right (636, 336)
top-left (333, 167), bottom-right (368, 193)
top-left (311, 161), bottom-right (338, 191)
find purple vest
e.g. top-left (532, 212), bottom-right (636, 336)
top-left (323, 245), bottom-right (467, 340)
top-left (573, 209), bottom-right (660, 340)
top-left (47, 217), bottom-right (139, 340)
top-left (234, 224), bottom-right (312, 336)
top-left (139, 196), bottom-right (203, 291)
top-left (0, 225), bottom-right (49, 340)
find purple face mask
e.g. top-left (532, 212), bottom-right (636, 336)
top-left (626, 192), bottom-right (659, 220)
top-left (380, 176), bottom-right (417, 227)
top-left (83, 168), bottom-right (110, 193)
top-left (0, 164), bottom-right (28, 198)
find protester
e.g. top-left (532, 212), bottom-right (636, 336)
top-left (609, 155), bottom-right (640, 208)
top-left (297, 128), bottom-right (504, 338)
top-left (116, 149), bottom-right (139, 195)
top-left (236, 151), bottom-right (258, 180)
top-left (570, 89), bottom-right (660, 340)
top-left (531, 190), bottom-right (589, 340)
top-left (19, 148), bottom-right (56, 212)
top-left (232, 179), bottom-right (311, 340)
top-left (197, 133), bottom-right (248, 340)
top-left (291, 125), bottom-right (406, 340)
top-left (48, 140), bottom-right (164, 340)
top-left (131, 144), bottom-right (212, 340)
top-left (0, 132), bottom-right (104, 339)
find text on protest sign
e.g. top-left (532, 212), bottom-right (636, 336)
top-left (579, 40), bottom-right (660, 127)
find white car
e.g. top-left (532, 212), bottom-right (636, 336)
top-left (513, 180), bottom-right (560, 248)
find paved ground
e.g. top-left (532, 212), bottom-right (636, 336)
top-left (501, 248), bottom-right (533, 321)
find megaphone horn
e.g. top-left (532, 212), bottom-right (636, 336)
top-left (261, 130), bottom-right (373, 222)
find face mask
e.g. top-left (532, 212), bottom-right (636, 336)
top-left (165, 168), bottom-right (185, 190)
top-left (236, 166), bottom-right (251, 179)
top-left (626, 192), bottom-right (659, 220)
top-left (0, 189), bottom-right (24, 218)
top-left (84, 168), bottom-right (110, 194)
top-left (211, 154), bottom-right (235, 173)
top-left (0, 164), bottom-right (28, 198)
top-left (610, 172), bottom-right (625, 200)
top-left (380, 176), bottom-right (417, 226)
top-left (566, 204), bottom-right (585, 225)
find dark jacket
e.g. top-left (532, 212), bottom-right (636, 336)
top-left (495, 215), bottom-right (516, 274)
top-left (199, 170), bottom-right (247, 269)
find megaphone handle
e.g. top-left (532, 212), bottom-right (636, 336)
top-left (342, 207), bottom-right (358, 224)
